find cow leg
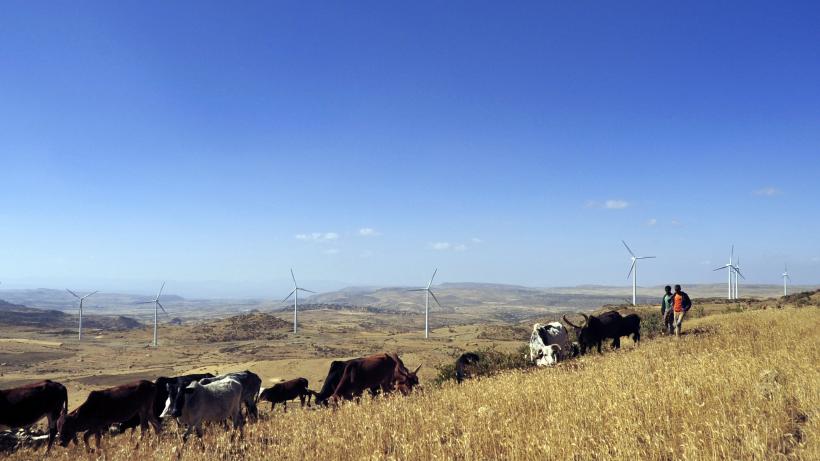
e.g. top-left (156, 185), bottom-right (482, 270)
top-left (94, 431), bottom-right (103, 452)
top-left (283, 401), bottom-right (287, 413)
top-left (46, 413), bottom-right (57, 451)
top-left (83, 431), bottom-right (93, 452)
top-left (270, 401), bottom-right (276, 412)
top-left (182, 425), bottom-right (193, 443)
top-left (299, 394), bottom-right (306, 407)
top-left (597, 341), bottom-right (603, 354)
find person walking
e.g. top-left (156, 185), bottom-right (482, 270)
top-left (672, 284), bottom-right (692, 337)
top-left (661, 285), bottom-right (675, 334)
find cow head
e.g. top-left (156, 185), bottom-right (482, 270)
top-left (535, 344), bottom-right (561, 367)
top-left (563, 314), bottom-right (595, 354)
top-left (395, 364), bottom-right (421, 395)
top-left (161, 381), bottom-right (196, 419)
top-left (56, 409), bottom-right (78, 447)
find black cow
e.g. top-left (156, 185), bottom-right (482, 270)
top-left (259, 378), bottom-right (316, 412)
top-left (614, 314), bottom-right (641, 348)
top-left (455, 353), bottom-right (480, 384)
top-left (118, 373), bottom-right (214, 434)
top-left (563, 311), bottom-right (640, 354)
top-left (0, 380), bottom-right (68, 450)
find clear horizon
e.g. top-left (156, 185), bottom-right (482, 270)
top-left (2, 2), bottom-right (819, 297)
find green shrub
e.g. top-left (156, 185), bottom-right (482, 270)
top-left (433, 345), bottom-right (532, 386)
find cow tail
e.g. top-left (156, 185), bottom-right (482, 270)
top-left (61, 385), bottom-right (69, 413)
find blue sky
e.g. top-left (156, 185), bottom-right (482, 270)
top-left (1, 1), bottom-right (818, 297)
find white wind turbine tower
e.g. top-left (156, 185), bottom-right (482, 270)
top-left (782, 264), bottom-right (791, 296)
top-left (622, 241), bottom-right (655, 306)
top-left (732, 257), bottom-right (745, 299)
top-left (408, 269), bottom-right (442, 339)
top-left (281, 269), bottom-right (315, 334)
top-left (66, 289), bottom-right (98, 342)
top-left (713, 245), bottom-right (736, 300)
top-left (137, 282), bottom-right (168, 347)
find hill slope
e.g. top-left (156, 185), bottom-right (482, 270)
top-left (6, 306), bottom-right (817, 460)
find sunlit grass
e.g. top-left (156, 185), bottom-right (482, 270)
top-left (9, 307), bottom-right (818, 460)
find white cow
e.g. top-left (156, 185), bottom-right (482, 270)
top-left (528, 322), bottom-right (571, 367)
top-left (167, 377), bottom-right (244, 441)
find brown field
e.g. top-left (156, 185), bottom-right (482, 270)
top-left (1, 293), bottom-right (818, 460)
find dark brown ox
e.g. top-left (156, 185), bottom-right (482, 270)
top-left (258, 378), bottom-right (316, 412)
top-left (57, 380), bottom-right (160, 450)
top-left (331, 353), bottom-right (421, 402)
top-left (0, 380), bottom-right (68, 451)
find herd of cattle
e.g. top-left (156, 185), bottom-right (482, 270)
top-left (528, 310), bottom-right (641, 366)
top-left (1, 309), bottom-right (640, 452)
top-left (0, 352), bottom-right (421, 451)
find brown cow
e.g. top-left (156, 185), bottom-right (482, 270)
top-left (57, 380), bottom-right (160, 450)
top-left (259, 378), bottom-right (316, 412)
top-left (0, 380), bottom-right (68, 451)
top-left (331, 353), bottom-right (421, 402)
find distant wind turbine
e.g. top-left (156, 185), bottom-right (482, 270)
top-left (732, 257), bottom-right (745, 299)
top-left (137, 282), bottom-right (168, 347)
top-left (782, 264), bottom-right (791, 296)
top-left (281, 269), bottom-right (315, 334)
top-left (408, 269), bottom-right (442, 339)
top-left (66, 289), bottom-right (98, 342)
top-left (622, 241), bottom-right (655, 306)
top-left (713, 245), bottom-right (738, 300)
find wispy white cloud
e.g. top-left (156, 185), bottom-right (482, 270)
top-left (646, 218), bottom-right (657, 226)
top-left (471, 237), bottom-right (483, 244)
top-left (671, 219), bottom-right (682, 226)
top-left (358, 228), bottom-right (381, 237)
top-left (754, 186), bottom-right (781, 196)
top-left (430, 242), bottom-right (451, 251)
top-left (360, 250), bottom-right (373, 258)
top-left (295, 232), bottom-right (339, 242)
top-left (811, 256), bottom-right (820, 263)
top-left (454, 244), bottom-right (468, 251)
top-left (586, 199), bottom-right (630, 210)
top-left (323, 248), bottom-right (340, 255)
top-left (605, 199), bottom-right (630, 209)
top-left (700, 260), bottom-right (712, 265)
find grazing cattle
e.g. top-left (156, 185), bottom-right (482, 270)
top-left (528, 322), bottom-right (571, 367)
top-left (199, 371), bottom-right (261, 420)
top-left (259, 378), bottom-right (316, 411)
top-left (331, 353), bottom-right (421, 401)
top-left (615, 314), bottom-right (641, 347)
top-left (57, 380), bottom-right (160, 450)
top-left (314, 360), bottom-right (358, 406)
top-left (564, 311), bottom-right (640, 354)
top-left (0, 380), bottom-right (68, 451)
top-left (119, 373), bottom-right (214, 434)
top-left (169, 378), bottom-right (244, 441)
top-left (455, 353), bottom-right (480, 383)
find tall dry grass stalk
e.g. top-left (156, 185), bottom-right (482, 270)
top-left (8, 307), bottom-right (818, 460)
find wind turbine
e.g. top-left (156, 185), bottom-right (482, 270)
top-left (408, 269), bottom-right (442, 339)
top-left (713, 245), bottom-right (736, 300)
top-left (137, 282), bottom-right (168, 347)
top-left (782, 264), bottom-right (791, 296)
top-left (622, 241), bottom-right (656, 306)
top-left (281, 269), bottom-right (315, 334)
top-left (66, 289), bottom-right (98, 342)
top-left (732, 257), bottom-right (745, 299)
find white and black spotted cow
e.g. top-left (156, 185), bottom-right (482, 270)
top-left (528, 322), bottom-right (571, 367)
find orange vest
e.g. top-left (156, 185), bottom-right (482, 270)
top-left (673, 293), bottom-right (684, 312)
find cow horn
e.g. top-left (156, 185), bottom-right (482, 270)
top-left (413, 364), bottom-right (421, 374)
top-left (551, 344), bottom-right (562, 351)
top-left (562, 315), bottom-right (582, 329)
top-left (581, 314), bottom-right (590, 325)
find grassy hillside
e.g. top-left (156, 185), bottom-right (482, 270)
top-left (7, 306), bottom-right (817, 460)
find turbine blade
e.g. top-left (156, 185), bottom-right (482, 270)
top-left (298, 288), bottom-right (316, 294)
top-left (82, 290), bottom-right (99, 300)
top-left (427, 268), bottom-right (438, 289)
top-left (713, 266), bottom-right (728, 272)
top-left (157, 301), bottom-right (168, 315)
top-left (281, 289), bottom-right (296, 303)
top-left (156, 281), bottom-right (166, 300)
top-left (627, 260), bottom-right (636, 279)
top-left (66, 289), bottom-right (80, 299)
top-left (637, 256), bottom-right (656, 259)
top-left (735, 269), bottom-right (745, 279)
top-left (407, 288), bottom-right (427, 292)
top-left (428, 290), bottom-right (442, 308)
top-left (290, 268), bottom-right (297, 286)
top-left (622, 240), bottom-right (636, 257)
top-left (136, 301), bottom-right (154, 305)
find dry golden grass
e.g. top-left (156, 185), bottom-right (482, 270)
top-left (8, 307), bottom-right (819, 460)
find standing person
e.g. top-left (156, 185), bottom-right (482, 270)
top-left (661, 285), bottom-right (675, 334)
top-left (672, 284), bottom-right (692, 337)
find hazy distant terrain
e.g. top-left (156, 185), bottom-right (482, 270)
top-left (1, 283), bottom-right (815, 323)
